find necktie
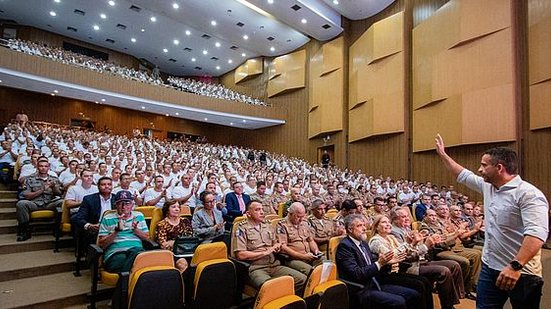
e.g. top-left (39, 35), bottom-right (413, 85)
top-left (360, 243), bottom-right (382, 291)
top-left (237, 194), bottom-right (245, 212)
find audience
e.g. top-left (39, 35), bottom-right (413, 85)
top-left (2, 117), bottom-right (488, 306)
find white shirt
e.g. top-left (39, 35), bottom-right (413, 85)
top-left (65, 184), bottom-right (99, 213)
top-left (59, 169), bottom-right (77, 186)
top-left (143, 188), bottom-right (166, 208)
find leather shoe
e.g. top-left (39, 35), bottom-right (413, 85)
top-left (465, 292), bottom-right (477, 300)
top-left (16, 234), bottom-right (31, 242)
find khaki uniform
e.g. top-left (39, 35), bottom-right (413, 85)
top-left (234, 219), bottom-right (306, 291)
top-left (16, 174), bottom-right (63, 224)
top-left (324, 193), bottom-right (341, 209)
top-left (250, 192), bottom-right (276, 215)
top-left (277, 218), bottom-right (320, 275)
top-left (307, 214), bottom-right (334, 253)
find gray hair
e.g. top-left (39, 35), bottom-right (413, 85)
top-left (287, 202), bottom-right (305, 214)
top-left (389, 206), bottom-right (404, 222)
top-left (344, 214), bottom-right (364, 231)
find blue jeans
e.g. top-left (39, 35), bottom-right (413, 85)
top-left (477, 263), bottom-right (543, 309)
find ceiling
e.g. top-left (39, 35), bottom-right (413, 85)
top-left (0, 0), bottom-right (395, 76)
top-left (0, 67), bottom-right (285, 129)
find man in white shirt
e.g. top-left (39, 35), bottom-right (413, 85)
top-left (64, 170), bottom-right (98, 214)
top-left (112, 173), bottom-right (142, 205)
top-left (144, 175), bottom-right (167, 208)
top-left (59, 160), bottom-right (79, 189)
top-left (130, 170), bottom-right (148, 197)
top-left (169, 173), bottom-right (197, 207)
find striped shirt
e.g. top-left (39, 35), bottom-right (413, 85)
top-left (98, 211), bottom-right (148, 262)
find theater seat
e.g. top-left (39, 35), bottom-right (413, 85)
top-left (253, 276), bottom-right (306, 309)
top-left (134, 206), bottom-right (155, 221)
top-left (149, 207), bottom-right (163, 240)
top-left (303, 262), bottom-right (348, 309)
top-left (186, 242), bottom-right (236, 308)
top-left (30, 209), bottom-right (59, 250)
top-left (325, 209), bottom-right (338, 219)
top-left (126, 250), bottom-right (183, 309)
top-left (328, 236), bottom-right (345, 263)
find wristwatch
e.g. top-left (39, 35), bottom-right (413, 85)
top-left (510, 260), bottom-right (523, 271)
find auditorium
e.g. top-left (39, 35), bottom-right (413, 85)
top-left (0, 0), bottom-right (549, 308)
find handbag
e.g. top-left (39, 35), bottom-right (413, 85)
top-left (173, 236), bottom-right (202, 257)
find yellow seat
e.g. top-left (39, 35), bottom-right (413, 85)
top-left (187, 242), bottom-right (236, 308)
top-left (328, 235), bottom-right (345, 263)
top-left (254, 276), bottom-right (306, 309)
top-left (180, 205), bottom-right (191, 215)
top-left (265, 214), bottom-right (280, 222)
top-left (134, 206), bottom-right (155, 220)
top-left (277, 202), bottom-right (286, 217)
top-left (30, 210), bottom-right (55, 219)
top-left (412, 221), bottom-right (420, 231)
top-left (325, 209), bottom-right (338, 220)
top-left (149, 207), bottom-right (163, 240)
top-left (303, 262), bottom-right (348, 309)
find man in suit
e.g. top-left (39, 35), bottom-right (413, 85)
top-left (224, 182), bottom-right (250, 223)
top-left (71, 176), bottom-right (115, 242)
top-left (336, 214), bottom-right (422, 309)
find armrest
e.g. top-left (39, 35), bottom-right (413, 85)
top-left (88, 244), bottom-right (103, 265)
top-left (142, 238), bottom-right (159, 250)
top-left (339, 278), bottom-right (364, 294)
top-left (304, 293), bottom-right (321, 309)
top-left (228, 256), bottom-right (251, 270)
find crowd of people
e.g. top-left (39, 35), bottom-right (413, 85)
top-left (167, 76), bottom-right (268, 106)
top-left (1, 38), bottom-right (269, 106)
top-left (2, 117), bottom-right (547, 309)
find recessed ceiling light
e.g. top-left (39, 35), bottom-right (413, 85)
top-left (49, 11), bottom-right (57, 17)
top-left (215, 42), bottom-right (221, 47)
top-left (54, 0), bottom-right (61, 3)
top-left (202, 50), bottom-right (208, 55)
top-left (51, 93), bottom-right (56, 96)
top-left (95, 101), bottom-right (99, 103)
top-left (172, 3), bottom-right (179, 9)
top-left (242, 120), bottom-right (247, 123)
top-left (150, 16), bottom-right (157, 22)
top-left (163, 48), bottom-right (168, 53)
top-left (185, 30), bottom-right (191, 36)
top-left (93, 25), bottom-right (100, 31)
top-left (0, 80), bottom-right (2, 83)
top-left (204, 118), bottom-right (208, 121)
top-left (173, 39), bottom-right (179, 45)
top-left (230, 122), bottom-right (234, 125)
top-left (53, 90), bottom-right (59, 93)
top-left (141, 28), bottom-right (145, 32)
top-left (228, 59), bottom-right (233, 64)
top-left (100, 13), bottom-right (107, 19)
top-left (333, 0), bottom-right (339, 4)
top-left (141, 106), bottom-right (146, 109)
top-left (267, 0), bottom-right (273, 3)
top-left (216, 66), bottom-right (220, 70)
top-left (131, 37), bottom-right (136, 43)
top-left (241, 53), bottom-right (246, 57)
top-left (243, 34), bottom-right (249, 40)
top-left (175, 112), bottom-right (179, 115)
top-left (270, 46), bottom-right (275, 52)
top-left (101, 98), bottom-right (106, 102)
top-left (165, 113), bottom-right (169, 116)
top-left (191, 58), bottom-right (196, 62)
top-left (211, 20), bottom-right (217, 26)
top-left (301, 18), bottom-right (307, 24)
top-left (108, 0), bottom-right (115, 6)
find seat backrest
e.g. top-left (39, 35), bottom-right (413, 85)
top-left (193, 258), bottom-right (236, 308)
top-left (265, 214), bottom-right (279, 221)
top-left (277, 203), bottom-right (286, 217)
top-left (128, 266), bottom-right (184, 309)
top-left (149, 207), bottom-right (164, 240)
top-left (254, 276), bottom-right (295, 309)
top-left (230, 216), bottom-right (247, 258)
top-left (325, 210), bottom-right (338, 220)
top-left (303, 262), bottom-right (338, 297)
top-left (328, 235), bottom-right (345, 263)
top-left (131, 250), bottom-right (174, 273)
top-left (135, 206), bottom-right (155, 220)
top-left (180, 205), bottom-right (191, 215)
top-left (412, 221), bottom-right (420, 231)
top-left (60, 197), bottom-right (71, 233)
top-left (190, 242), bottom-right (227, 266)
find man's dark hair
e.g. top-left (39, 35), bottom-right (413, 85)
top-left (374, 196), bottom-right (385, 204)
top-left (484, 147), bottom-right (518, 174)
top-left (256, 180), bottom-right (266, 187)
top-left (341, 199), bottom-right (358, 211)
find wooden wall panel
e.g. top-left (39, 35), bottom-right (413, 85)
top-left (528, 0), bottom-right (551, 130)
top-left (234, 58), bottom-right (263, 84)
top-left (267, 50), bottom-right (306, 97)
top-left (308, 37), bottom-right (344, 139)
top-left (349, 12), bottom-right (405, 143)
top-left (412, 0), bottom-right (516, 152)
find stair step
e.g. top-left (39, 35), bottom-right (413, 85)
top-left (0, 208), bottom-right (16, 220)
top-left (0, 191), bottom-right (17, 199)
top-left (0, 233), bottom-right (73, 255)
top-left (0, 249), bottom-right (75, 282)
top-left (0, 198), bottom-right (17, 209)
top-left (0, 219), bottom-right (17, 234)
top-left (0, 271), bottom-right (112, 309)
